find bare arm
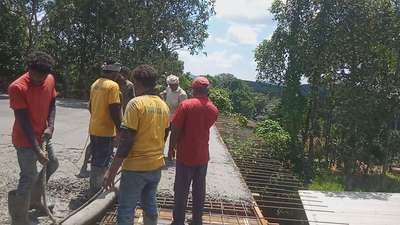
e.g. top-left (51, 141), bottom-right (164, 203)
top-left (109, 103), bottom-right (122, 130)
top-left (42, 98), bottom-right (56, 142)
top-left (103, 127), bottom-right (136, 190)
top-left (14, 109), bottom-right (48, 164)
top-left (168, 124), bottom-right (182, 160)
top-left (14, 109), bottom-right (40, 151)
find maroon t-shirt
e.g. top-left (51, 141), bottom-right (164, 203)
top-left (8, 73), bottom-right (56, 148)
top-left (171, 95), bottom-right (218, 166)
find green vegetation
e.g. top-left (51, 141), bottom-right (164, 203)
top-left (209, 88), bottom-right (233, 113)
top-left (310, 172), bottom-right (400, 193)
top-left (0, 0), bottom-right (215, 97)
top-left (208, 73), bottom-right (280, 120)
top-left (255, 119), bottom-right (290, 161)
top-left (255, 0), bottom-right (400, 191)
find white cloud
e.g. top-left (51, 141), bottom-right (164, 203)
top-left (215, 0), bottom-right (273, 22)
top-left (227, 24), bottom-right (259, 45)
top-left (178, 50), bottom-right (243, 75)
top-left (211, 37), bottom-right (238, 47)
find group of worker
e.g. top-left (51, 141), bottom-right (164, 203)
top-left (7, 51), bottom-right (218, 225)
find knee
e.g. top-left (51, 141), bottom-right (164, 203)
top-left (18, 172), bottom-right (37, 194)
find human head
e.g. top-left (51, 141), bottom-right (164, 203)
top-left (101, 59), bottom-right (121, 81)
top-left (166, 74), bottom-right (179, 91)
top-left (116, 66), bottom-right (130, 84)
top-left (131, 64), bottom-right (158, 96)
top-left (191, 76), bottom-right (210, 96)
top-left (26, 51), bottom-right (55, 85)
top-left (119, 66), bottom-right (131, 80)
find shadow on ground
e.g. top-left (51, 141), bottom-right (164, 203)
top-left (56, 99), bottom-right (88, 109)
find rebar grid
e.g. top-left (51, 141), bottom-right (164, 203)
top-left (99, 194), bottom-right (262, 225)
top-left (230, 149), bottom-right (309, 225)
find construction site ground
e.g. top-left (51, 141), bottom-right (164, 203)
top-left (0, 97), bottom-right (260, 225)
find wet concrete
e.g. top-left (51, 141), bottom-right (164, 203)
top-left (0, 98), bottom-right (253, 224)
top-left (159, 126), bottom-right (253, 202)
top-left (0, 98), bottom-right (90, 225)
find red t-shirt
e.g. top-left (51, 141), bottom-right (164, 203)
top-left (8, 73), bottom-right (56, 148)
top-left (171, 95), bottom-right (218, 166)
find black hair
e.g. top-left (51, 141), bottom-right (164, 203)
top-left (102, 58), bottom-right (121, 74)
top-left (26, 51), bottom-right (55, 74)
top-left (132, 64), bottom-right (158, 88)
top-left (120, 66), bottom-right (131, 78)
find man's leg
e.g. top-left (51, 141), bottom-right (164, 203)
top-left (30, 141), bottom-right (59, 212)
top-left (90, 136), bottom-right (113, 193)
top-left (191, 164), bottom-right (208, 225)
top-left (118, 170), bottom-right (146, 225)
top-left (141, 170), bottom-right (162, 225)
top-left (9, 148), bottom-right (38, 225)
top-left (172, 161), bottom-right (194, 225)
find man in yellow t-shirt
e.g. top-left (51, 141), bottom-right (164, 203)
top-left (88, 61), bottom-right (122, 193)
top-left (103, 64), bottom-right (169, 225)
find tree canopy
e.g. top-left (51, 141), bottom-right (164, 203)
top-left (255, 0), bottom-right (400, 188)
top-left (0, 0), bottom-right (215, 97)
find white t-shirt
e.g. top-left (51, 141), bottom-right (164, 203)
top-left (165, 86), bottom-right (187, 119)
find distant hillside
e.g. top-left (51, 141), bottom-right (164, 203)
top-left (243, 80), bottom-right (310, 97)
top-left (243, 80), bottom-right (282, 96)
top-left (190, 73), bottom-right (309, 97)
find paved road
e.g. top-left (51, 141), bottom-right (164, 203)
top-left (0, 97), bottom-right (252, 224)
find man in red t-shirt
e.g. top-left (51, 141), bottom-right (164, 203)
top-left (7, 51), bottom-right (58, 225)
top-left (168, 76), bottom-right (218, 225)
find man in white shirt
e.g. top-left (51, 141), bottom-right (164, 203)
top-left (161, 75), bottom-right (187, 119)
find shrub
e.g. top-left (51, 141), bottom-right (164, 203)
top-left (209, 88), bottom-right (233, 113)
top-left (255, 119), bottom-right (290, 160)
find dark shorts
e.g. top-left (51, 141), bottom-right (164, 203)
top-left (90, 135), bottom-right (114, 168)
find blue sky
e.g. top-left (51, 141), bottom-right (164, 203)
top-left (178, 0), bottom-right (276, 81)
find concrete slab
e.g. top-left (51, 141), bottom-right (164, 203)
top-left (159, 126), bottom-right (253, 202)
top-left (0, 97), bottom-right (253, 224)
top-left (299, 190), bottom-right (400, 225)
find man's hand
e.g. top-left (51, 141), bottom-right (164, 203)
top-left (103, 169), bottom-right (116, 191)
top-left (37, 148), bottom-right (49, 165)
top-left (168, 147), bottom-right (176, 160)
top-left (41, 127), bottom-right (54, 143)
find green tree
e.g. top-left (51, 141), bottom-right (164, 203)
top-left (256, 119), bottom-right (291, 161)
top-left (256, 0), bottom-right (400, 188)
top-left (209, 88), bottom-right (233, 113)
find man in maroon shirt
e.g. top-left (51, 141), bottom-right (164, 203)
top-left (8, 51), bottom-right (58, 225)
top-left (168, 76), bottom-right (218, 225)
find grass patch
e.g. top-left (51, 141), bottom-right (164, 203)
top-left (309, 173), bottom-right (345, 192)
top-left (309, 171), bottom-right (400, 192)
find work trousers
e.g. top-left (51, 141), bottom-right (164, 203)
top-left (90, 135), bottom-right (114, 168)
top-left (173, 161), bottom-right (208, 225)
top-left (117, 169), bottom-right (161, 225)
top-left (15, 141), bottom-right (59, 196)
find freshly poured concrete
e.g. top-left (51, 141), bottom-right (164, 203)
top-left (299, 190), bottom-right (400, 225)
top-left (159, 126), bottom-right (253, 202)
top-left (1, 97), bottom-right (253, 224)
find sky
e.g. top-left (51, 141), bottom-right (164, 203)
top-left (178, 0), bottom-right (276, 81)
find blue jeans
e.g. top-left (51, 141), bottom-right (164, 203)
top-left (90, 135), bottom-right (114, 168)
top-left (173, 161), bottom-right (208, 225)
top-left (15, 141), bottom-right (59, 196)
top-left (117, 169), bottom-right (161, 225)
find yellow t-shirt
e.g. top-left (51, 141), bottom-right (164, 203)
top-left (122, 95), bottom-right (170, 171)
top-left (89, 78), bottom-right (120, 137)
